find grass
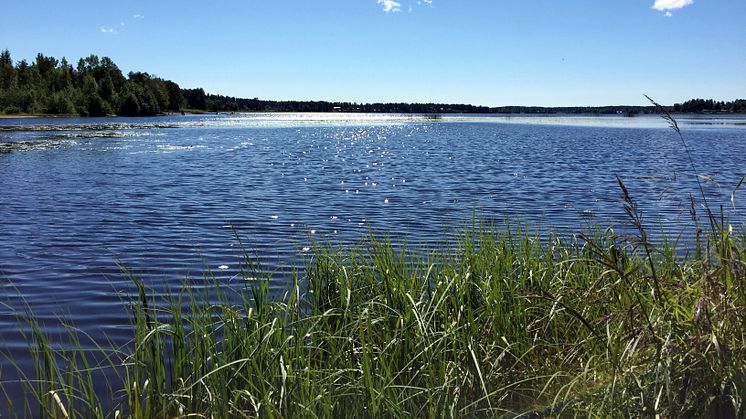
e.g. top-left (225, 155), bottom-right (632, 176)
top-left (2, 213), bottom-right (745, 418)
top-left (0, 112), bottom-right (80, 118)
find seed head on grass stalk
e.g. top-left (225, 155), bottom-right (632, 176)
top-left (644, 94), bottom-right (719, 234)
top-left (614, 174), bottom-right (663, 302)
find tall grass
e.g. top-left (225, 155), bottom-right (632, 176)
top-left (2, 216), bottom-right (744, 417)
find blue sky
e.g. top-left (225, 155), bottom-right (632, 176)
top-left (1, 0), bottom-right (744, 106)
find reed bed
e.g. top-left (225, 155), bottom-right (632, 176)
top-left (3, 211), bottom-right (745, 418)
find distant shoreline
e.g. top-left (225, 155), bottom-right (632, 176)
top-left (2, 110), bottom-right (746, 119)
top-left (0, 113), bottom-right (79, 119)
top-left (0, 114), bottom-right (50, 119)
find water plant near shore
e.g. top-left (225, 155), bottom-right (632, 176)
top-left (3, 214), bottom-right (744, 418)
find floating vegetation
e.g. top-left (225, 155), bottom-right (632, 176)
top-left (0, 122), bottom-right (180, 133)
top-left (0, 139), bottom-right (80, 153)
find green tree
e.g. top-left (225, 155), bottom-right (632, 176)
top-left (0, 50), bottom-right (15, 90)
top-left (34, 53), bottom-right (58, 81)
top-left (16, 60), bottom-right (35, 87)
top-left (164, 80), bottom-right (185, 111)
top-left (118, 89), bottom-right (141, 116)
top-left (85, 91), bottom-right (112, 116)
top-left (51, 58), bottom-right (74, 92)
top-left (183, 88), bottom-right (208, 110)
top-left (44, 91), bottom-right (75, 114)
top-left (99, 74), bottom-right (117, 103)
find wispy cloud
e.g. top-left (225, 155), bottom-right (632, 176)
top-left (132, 14), bottom-right (145, 19)
top-left (100, 26), bottom-right (118, 34)
top-left (377, 0), bottom-right (401, 13)
top-left (652, 0), bottom-right (693, 11)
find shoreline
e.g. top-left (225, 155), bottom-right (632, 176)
top-left (2, 111), bottom-right (746, 119)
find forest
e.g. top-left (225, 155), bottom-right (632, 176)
top-left (0, 50), bottom-right (184, 116)
top-left (181, 89), bottom-right (659, 115)
top-left (1, 50), bottom-right (744, 116)
top-left (673, 98), bottom-right (746, 113)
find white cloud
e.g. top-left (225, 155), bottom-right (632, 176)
top-left (665, 11), bottom-right (673, 17)
top-left (652, 0), bottom-right (693, 11)
top-left (100, 26), bottom-right (118, 34)
top-left (377, 0), bottom-right (401, 13)
top-left (132, 14), bottom-right (145, 19)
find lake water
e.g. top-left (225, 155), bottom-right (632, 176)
top-left (1, 113), bottom-right (745, 401)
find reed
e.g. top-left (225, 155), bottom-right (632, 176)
top-left (2, 215), bottom-right (744, 418)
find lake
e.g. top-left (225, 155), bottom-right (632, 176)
top-left (1, 113), bottom-right (745, 401)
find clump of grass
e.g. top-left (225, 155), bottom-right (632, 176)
top-left (3, 216), bottom-right (744, 418)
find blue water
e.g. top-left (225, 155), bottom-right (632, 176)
top-left (0, 113), bottom-right (745, 404)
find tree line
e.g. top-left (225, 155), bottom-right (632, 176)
top-left (181, 90), bottom-right (664, 115)
top-left (0, 50), bottom-right (184, 116)
top-left (672, 98), bottom-right (746, 113)
top-left (1, 50), bottom-right (744, 116)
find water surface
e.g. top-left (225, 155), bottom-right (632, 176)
top-left (1, 113), bottom-right (745, 392)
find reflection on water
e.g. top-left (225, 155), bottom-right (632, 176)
top-left (0, 113), bottom-right (745, 386)
top-left (1, 112), bottom-right (745, 133)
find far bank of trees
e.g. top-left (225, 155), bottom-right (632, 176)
top-left (0, 50), bottom-right (184, 116)
top-left (180, 89), bottom-right (497, 114)
top-left (673, 98), bottom-right (746, 113)
top-left (1, 49), bottom-right (745, 116)
top-left (181, 90), bottom-right (661, 115)
top-left (181, 90), bottom-right (746, 116)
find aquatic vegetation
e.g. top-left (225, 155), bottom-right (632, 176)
top-left (3, 216), bottom-right (744, 418)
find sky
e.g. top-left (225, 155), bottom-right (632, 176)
top-left (1, 0), bottom-right (744, 107)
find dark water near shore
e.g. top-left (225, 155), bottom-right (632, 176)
top-left (1, 113), bottom-right (745, 400)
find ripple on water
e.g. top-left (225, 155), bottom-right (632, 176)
top-left (0, 113), bottom-right (745, 366)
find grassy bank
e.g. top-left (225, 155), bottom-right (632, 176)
top-left (0, 112), bottom-right (80, 118)
top-left (3, 214), bottom-right (744, 418)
